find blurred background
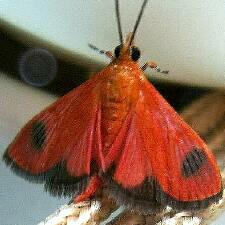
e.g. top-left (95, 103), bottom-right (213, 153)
top-left (0, 1), bottom-right (224, 224)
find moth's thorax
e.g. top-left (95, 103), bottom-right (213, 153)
top-left (100, 60), bottom-right (142, 155)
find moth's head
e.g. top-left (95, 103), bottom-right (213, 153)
top-left (113, 0), bottom-right (147, 63)
top-left (114, 33), bottom-right (141, 62)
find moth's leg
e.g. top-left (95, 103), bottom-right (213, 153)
top-left (74, 175), bottom-right (103, 203)
top-left (88, 43), bottom-right (114, 60)
top-left (141, 61), bottom-right (169, 74)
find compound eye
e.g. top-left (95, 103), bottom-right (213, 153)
top-left (130, 46), bottom-right (141, 61)
top-left (114, 45), bottom-right (122, 58)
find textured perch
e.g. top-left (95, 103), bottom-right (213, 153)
top-left (37, 91), bottom-right (225, 225)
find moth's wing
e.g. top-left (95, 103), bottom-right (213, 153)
top-left (106, 79), bottom-right (222, 212)
top-left (139, 80), bottom-right (222, 209)
top-left (3, 76), bottom-right (104, 196)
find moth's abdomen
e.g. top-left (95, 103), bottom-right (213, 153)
top-left (100, 64), bottom-right (140, 156)
top-left (101, 95), bottom-right (128, 155)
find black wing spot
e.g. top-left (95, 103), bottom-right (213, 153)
top-left (31, 121), bottom-right (46, 150)
top-left (182, 148), bottom-right (207, 177)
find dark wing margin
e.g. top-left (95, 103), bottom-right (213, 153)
top-left (3, 152), bottom-right (88, 197)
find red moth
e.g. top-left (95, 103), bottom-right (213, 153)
top-left (3, 0), bottom-right (222, 213)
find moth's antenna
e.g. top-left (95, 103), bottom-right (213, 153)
top-left (129, 0), bottom-right (148, 46)
top-left (115, 0), bottom-right (123, 45)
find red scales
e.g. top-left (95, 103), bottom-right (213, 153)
top-left (3, 0), bottom-right (223, 213)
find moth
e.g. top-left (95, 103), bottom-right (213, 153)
top-left (3, 0), bottom-right (222, 213)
